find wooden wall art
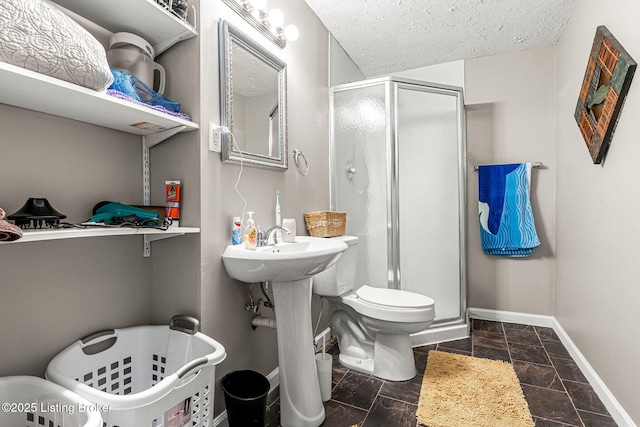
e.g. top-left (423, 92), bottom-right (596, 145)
top-left (575, 25), bottom-right (636, 164)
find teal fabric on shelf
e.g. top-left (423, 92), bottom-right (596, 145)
top-left (478, 163), bottom-right (540, 257)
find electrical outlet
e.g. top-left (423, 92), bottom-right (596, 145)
top-left (209, 122), bottom-right (221, 152)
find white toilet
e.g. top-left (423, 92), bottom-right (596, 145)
top-left (312, 235), bottom-right (435, 381)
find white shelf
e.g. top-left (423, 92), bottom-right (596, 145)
top-left (3, 226), bottom-right (199, 256)
top-left (0, 61), bottom-right (198, 136)
top-left (3, 226), bottom-right (200, 244)
top-left (50, 0), bottom-right (197, 55)
top-left (0, 2), bottom-right (200, 254)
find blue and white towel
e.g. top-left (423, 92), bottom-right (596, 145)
top-left (478, 163), bottom-right (540, 257)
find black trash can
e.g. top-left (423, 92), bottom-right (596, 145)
top-left (222, 370), bottom-right (270, 426)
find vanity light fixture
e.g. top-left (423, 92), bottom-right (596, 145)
top-left (221, 0), bottom-right (299, 48)
top-left (249, 0), bottom-right (267, 9)
top-left (267, 8), bottom-right (284, 27)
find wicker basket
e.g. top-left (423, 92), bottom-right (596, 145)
top-left (304, 211), bottom-right (346, 237)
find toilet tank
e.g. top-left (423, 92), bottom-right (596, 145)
top-left (312, 235), bottom-right (359, 297)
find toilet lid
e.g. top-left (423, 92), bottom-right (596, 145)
top-left (356, 285), bottom-right (434, 309)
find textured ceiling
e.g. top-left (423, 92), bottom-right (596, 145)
top-left (304, 0), bottom-right (576, 77)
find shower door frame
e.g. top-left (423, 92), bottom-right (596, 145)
top-left (330, 76), bottom-right (468, 341)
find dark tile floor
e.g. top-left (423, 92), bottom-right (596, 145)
top-left (264, 319), bottom-right (617, 427)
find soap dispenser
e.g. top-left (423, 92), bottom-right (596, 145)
top-left (244, 211), bottom-right (257, 250)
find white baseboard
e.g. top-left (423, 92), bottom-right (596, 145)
top-left (468, 307), bottom-right (555, 328)
top-left (314, 326), bottom-right (333, 351)
top-left (468, 307), bottom-right (636, 427)
top-left (266, 366), bottom-right (280, 393)
top-left (212, 410), bottom-right (228, 427)
top-left (550, 318), bottom-right (636, 427)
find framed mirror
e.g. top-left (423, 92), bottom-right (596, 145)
top-left (219, 20), bottom-right (288, 170)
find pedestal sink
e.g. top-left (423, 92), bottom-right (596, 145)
top-left (222, 236), bottom-right (348, 427)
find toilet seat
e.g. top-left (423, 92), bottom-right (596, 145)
top-left (356, 285), bottom-right (434, 308)
top-left (340, 285), bottom-right (435, 323)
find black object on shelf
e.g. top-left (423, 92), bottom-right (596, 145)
top-left (8, 198), bottom-right (67, 229)
top-left (155, 0), bottom-right (188, 20)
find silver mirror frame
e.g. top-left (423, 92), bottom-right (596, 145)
top-left (219, 19), bottom-right (288, 170)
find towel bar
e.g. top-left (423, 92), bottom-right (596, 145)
top-left (473, 162), bottom-right (543, 171)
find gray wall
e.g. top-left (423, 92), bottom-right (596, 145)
top-left (554, 1), bottom-right (640, 422)
top-left (371, 60), bottom-right (465, 87)
top-left (0, 108), bottom-right (150, 377)
top-left (330, 35), bottom-right (365, 86)
top-left (148, 28), bottom-right (202, 326)
top-left (464, 46), bottom-right (557, 315)
top-left (197, 0), bottom-right (332, 414)
top-left (464, 3), bottom-right (640, 421)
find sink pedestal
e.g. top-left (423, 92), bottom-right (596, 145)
top-left (221, 236), bottom-right (348, 426)
top-left (272, 278), bottom-right (325, 427)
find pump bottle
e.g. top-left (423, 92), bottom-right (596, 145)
top-left (244, 211), bottom-right (257, 250)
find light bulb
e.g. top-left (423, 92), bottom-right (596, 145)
top-left (284, 24), bottom-right (299, 41)
top-left (268, 9), bottom-right (284, 27)
top-left (249, 0), bottom-right (267, 10)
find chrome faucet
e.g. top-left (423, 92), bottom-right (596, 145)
top-left (259, 225), bottom-right (291, 246)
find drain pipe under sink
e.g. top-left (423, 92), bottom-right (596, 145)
top-left (251, 315), bottom-right (276, 330)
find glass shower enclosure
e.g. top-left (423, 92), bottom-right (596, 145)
top-left (330, 77), bottom-right (468, 344)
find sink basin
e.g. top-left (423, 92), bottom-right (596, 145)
top-left (222, 236), bottom-right (348, 283)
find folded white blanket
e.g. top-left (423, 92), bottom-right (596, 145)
top-left (0, 0), bottom-right (113, 91)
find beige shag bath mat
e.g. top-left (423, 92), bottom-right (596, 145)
top-left (417, 350), bottom-right (534, 427)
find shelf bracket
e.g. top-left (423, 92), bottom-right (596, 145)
top-left (142, 143), bottom-right (151, 206)
top-left (141, 126), bottom-right (188, 254)
top-left (153, 6), bottom-right (198, 55)
top-left (144, 236), bottom-right (152, 257)
top-left (143, 231), bottom-right (186, 257)
top-left (143, 126), bottom-right (186, 149)
top-left (154, 29), bottom-right (197, 56)
top-left (141, 126), bottom-right (186, 206)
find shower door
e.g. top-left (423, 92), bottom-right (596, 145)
top-left (330, 77), bottom-right (467, 343)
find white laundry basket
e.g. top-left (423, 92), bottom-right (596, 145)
top-left (0, 376), bottom-right (103, 426)
top-left (46, 316), bottom-right (226, 427)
